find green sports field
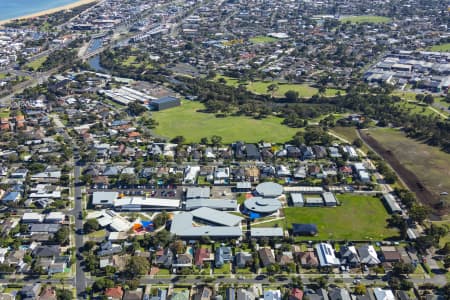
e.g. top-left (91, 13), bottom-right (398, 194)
top-left (151, 101), bottom-right (299, 144)
top-left (282, 194), bottom-right (398, 241)
top-left (340, 15), bottom-right (391, 24)
top-left (25, 55), bottom-right (48, 71)
top-left (249, 36), bottom-right (278, 44)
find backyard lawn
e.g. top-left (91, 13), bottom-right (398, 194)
top-left (151, 101), bottom-right (299, 143)
top-left (0, 109), bottom-right (10, 118)
top-left (87, 229), bottom-right (107, 239)
top-left (340, 15), bottom-right (391, 24)
top-left (281, 194), bottom-right (398, 241)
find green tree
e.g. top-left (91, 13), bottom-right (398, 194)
top-left (127, 102), bottom-right (147, 116)
top-left (392, 262), bottom-right (415, 276)
top-left (83, 219), bottom-right (100, 233)
top-left (285, 90), bottom-right (299, 102)
top-left (353, 138), bottom-right (363, 148)
top-left (354, 284), bottom-right (367, 295)
top-left (409, 205), bottom-right (430, 224)
top-left (423, 94), bottom-right (434, 105)
top-left (171, 136), bottom-right (186, 144)
top-left (267, 83), bottom-right (279, 97)
top-left (126, 256), bottom-right (150, 278)
top-left (266, 263), bottom-right (281, 275)
top-left (56, 289), bottom-right (72, 300)
top-left (211, 135), bottom-right (222, 147)
top-left (54, 226), bottom-right (70, 245)
top-left (93, 278), bottom-right (114, 292)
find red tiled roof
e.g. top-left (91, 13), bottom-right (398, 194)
top-left (105, 286), bottom-right (124, 298)
top-left (291, 288), bottom-right (303, 300)
top-left (195, 248), bottom-right (210, 265)
top-left (128, 131), bottom-right (140, 137)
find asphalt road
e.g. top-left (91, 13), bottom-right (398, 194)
top-left (73, 164), bottom-right (87, 297)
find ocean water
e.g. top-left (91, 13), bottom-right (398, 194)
top-left (0, 0), bottom-right (81, 21)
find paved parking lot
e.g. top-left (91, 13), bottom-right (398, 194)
top-left (211, 186), bottom-right (233, 199)
top-left (87, 187), bottom-right (182, 200)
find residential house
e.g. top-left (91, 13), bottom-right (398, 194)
top-left (98, 241), bottom-right (122, 256)
top-left (10, 168), bottom-right (28, 179)
top-left (19, 283), bottom-right (41, 300)
top-left (315, 243), bottom-right (340, 267)
top-left (290, 289), bottom-right (304, 300)
top-left (276, 165), bottom-right (291, 177)
top-left (195, 286), bottom-right (213, 300)
top-left (380, 246), bottom-right (402, 263)
top-left (293, 167), bottom-right (307, 180)
top-left (0, 248), bottom-right (8, 264)
top-left (313, 146), bottom-right (327, 159)
top-left (264, 290), bottom-right (282, 300)
top-left (1, 191), bottom-right (21, 203)
top-left (261, 149), bottom-right (274, 160)
top-left (215, 246), bottom-right (232, 268)
top-left (155, 248), bottom-right (174, 268)
top-left (300, 146), bottom-right (315, 160)
top-left (194, 248), bottom-right (212, 267)
top-left (6, 249), bottom-right (25, 268)
top-left (286, 146), bottom-right (301, 158)
top-left (297, 251), bottom-right (319, 268)
top-left (123, 288), bottom-right (143, 300)
top-left (308, 165), bottom-right (321, 177)
top-left (245, 144), bottom-right (260, 160)
top-left (105, 286), bottom-right (124, 299)
top-left (339, 246), bottom-right (360, 267)
top-left (236, 288), bottom-right (257, 300)
top-left (172, 290), bottom-right (189, 300)
top-left (32, 245), bottom-right (60, 259)
top-left (258, 248), bottom-right (275, 267)
top-left (260, 165), bottom-right (276, 179)
top-left (277, 251), bottom-right (294, 267)
top-left (22, 212), bottom-right (44, 223)
top-left (358, 245), bottom-right (381, 265)
top-left (373, 288), bottom-right (395, 300)
top-left (227, 288), bottom-right (236, 300)
top-left (103, 165), bottom-right (120, 177)
top-left (328, 147), bottom-right (341, 158)
top-left (172, 253), bottom-right (192, 268)
top-left (244, 167), bottom-right (260, 182)
top-left (235, 252), bottom-right (253, 268)
top-left (150, 289), bottom-right (167, 300)
top-left (328, 288), bottom-right (351, 300)
top-left (38, 287), bottom-right (57, 300)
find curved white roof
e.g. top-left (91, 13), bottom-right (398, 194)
top-left (255, 182), bottom-right (283, 197)
top-left (244, 197), bottom-right (281, 214)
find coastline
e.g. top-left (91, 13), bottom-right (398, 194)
top-left (0, 0), bottom-right (98, 26)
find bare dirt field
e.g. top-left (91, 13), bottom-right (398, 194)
top-left (359, 128), bottom-right (449, 219)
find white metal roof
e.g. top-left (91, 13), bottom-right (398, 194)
top-left (190, 207), bottom-right (243, 227)
top-left (315, 243), bottom-right (340, 267)
top-left (170, 212), bottom-right (242, 237)
top-left (250, 227), bottom-right (283, 237)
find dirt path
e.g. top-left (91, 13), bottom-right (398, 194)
top-left (358, 129), bottom-right (446, 219)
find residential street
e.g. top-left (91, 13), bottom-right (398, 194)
top-left (72, 164), bottom-right (87, 298)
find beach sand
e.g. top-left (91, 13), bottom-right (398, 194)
top-left (0, 0), bottom-right (99, 26)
